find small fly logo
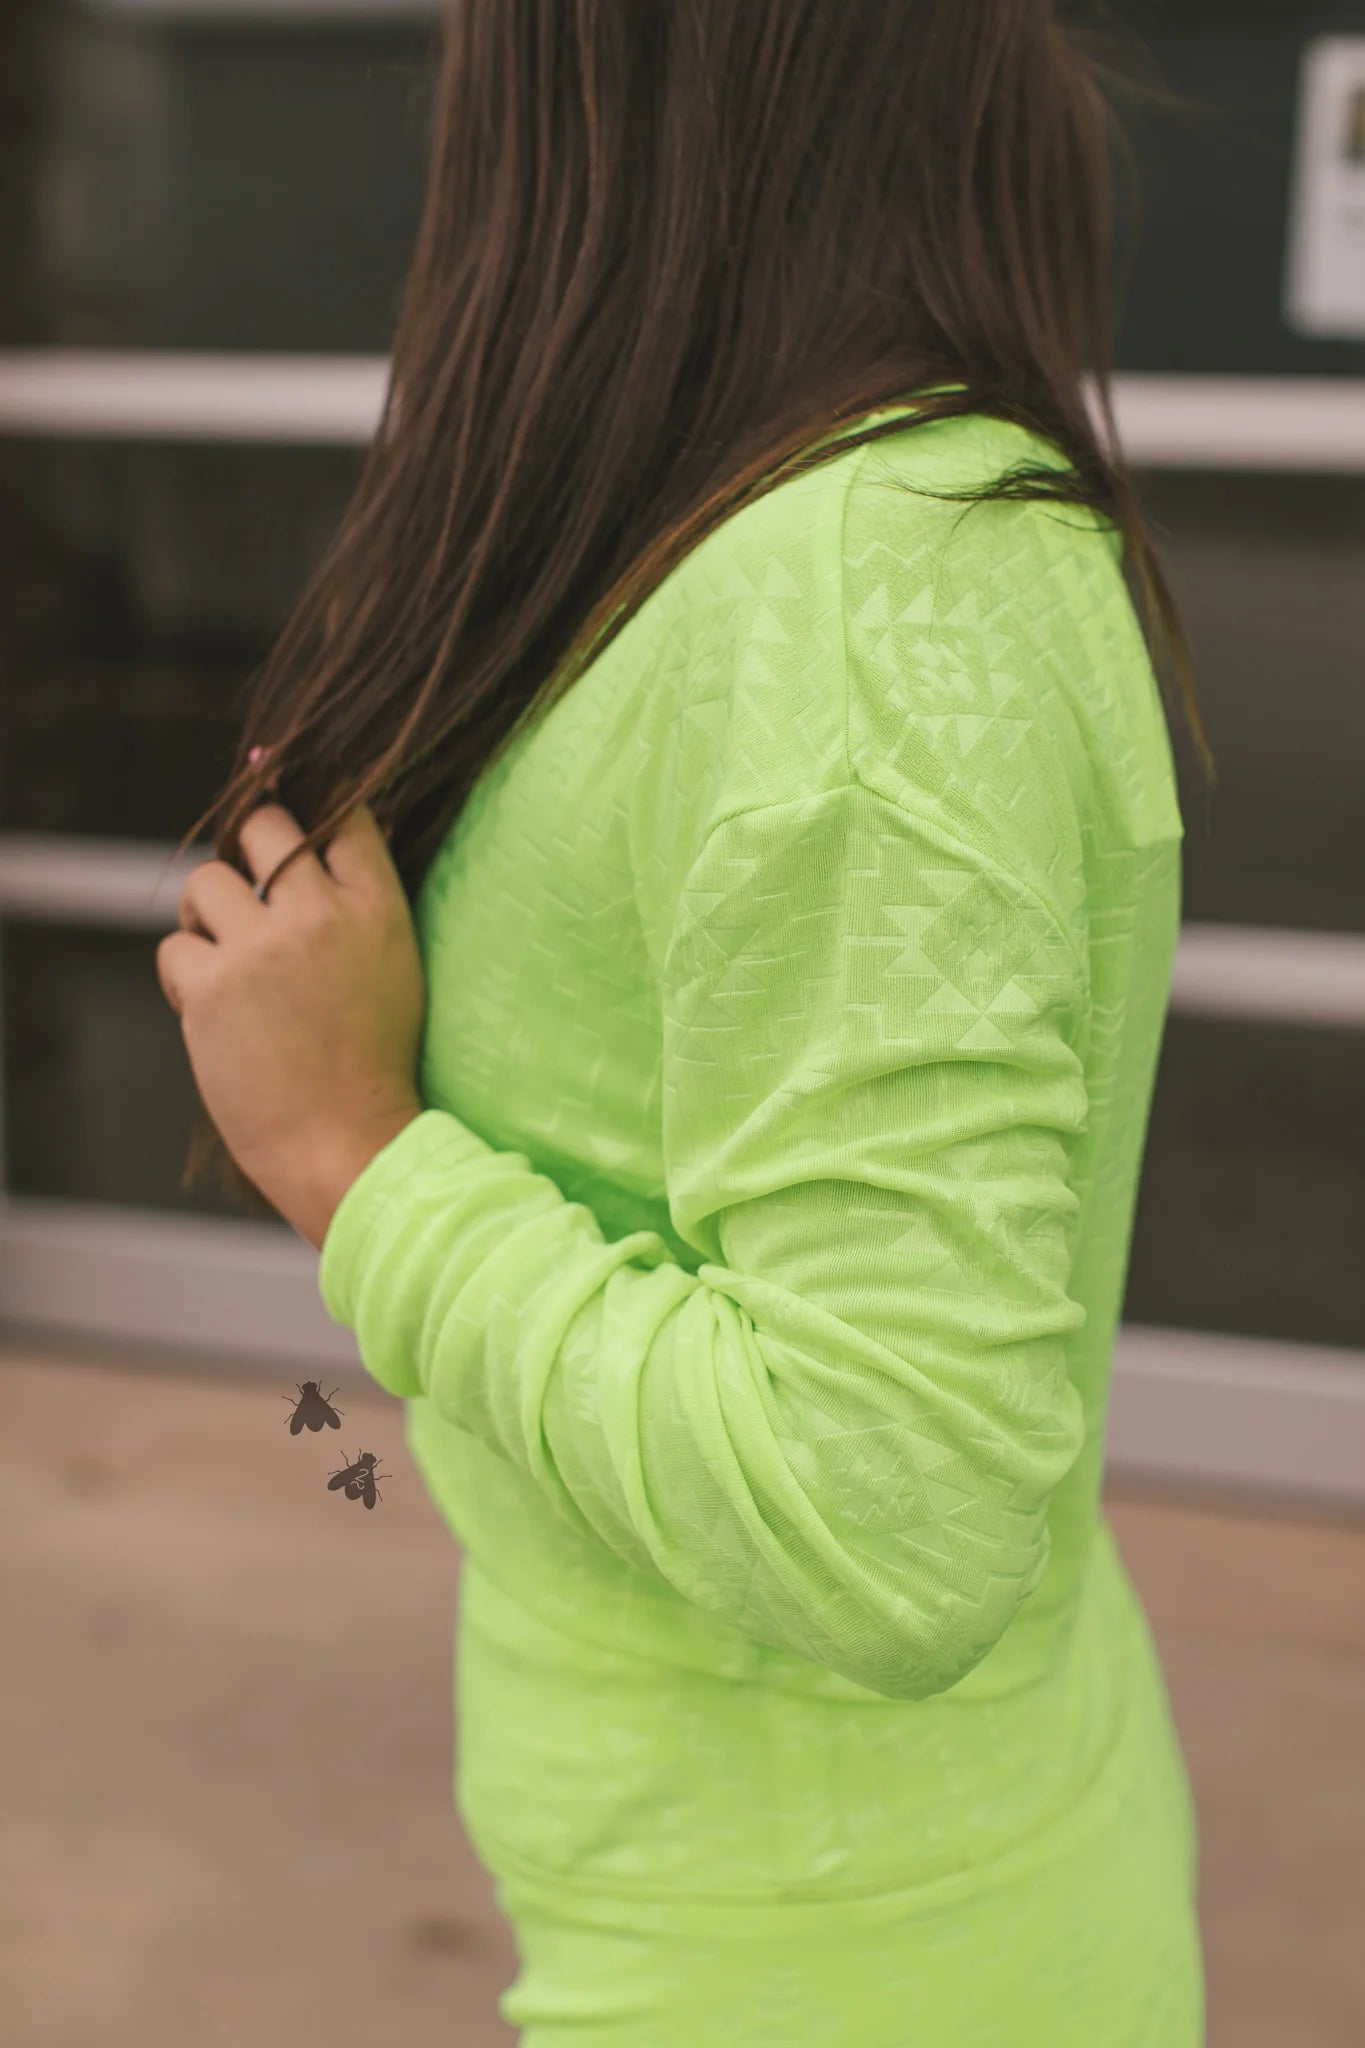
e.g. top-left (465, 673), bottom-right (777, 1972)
top-left (327, 1449), bottom-right (390, 1512)
top-left (279, 1384), bottom-right (391, 1512)
top-left (281, 1381), bottom-right (344, 1435)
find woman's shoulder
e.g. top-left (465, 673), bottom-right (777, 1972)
top-left (658, 401), bottom-right (1138, 764)
top-left (628, 403), bottom-right (1166, 902)
top-left (849, 401), bottom-right (1074, 487)
top-left (839, 405), bottom-right (1121, 591)
top-left (837, 404), bottom-right (1131, 648)
top-left (666, 403), bottom-right (1124, 630)
top-left (835, 408), bottom-right (1179, 887)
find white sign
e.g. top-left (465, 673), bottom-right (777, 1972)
top-left (1285, 36), bottom-right (1365, 340)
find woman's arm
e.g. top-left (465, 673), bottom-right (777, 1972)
top-left (319, 768), bottom-right (1091, 1703)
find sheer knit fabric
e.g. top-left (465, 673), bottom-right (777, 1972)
top-left (318, 405), bottom-right (1203, 2046)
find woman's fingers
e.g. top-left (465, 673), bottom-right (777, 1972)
top-left (236, 803), bottom-right (330, 902)
top-left (155, 926), bottom-right (214, 1016)
top-left (178, 858), bottom-right (263, 941)
top-left (318, 797), bottom-right (398, 895)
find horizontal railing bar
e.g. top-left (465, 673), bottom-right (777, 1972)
top-left (1167, 922), bottom-right (1365, 1029)
top-left (1, 355), bottom-right (1365, 470)
top-left (0, 834), bottom-right (210, 928)
top-left (1110, 374), bottom-right (1365, 473)
top-left (0, 351), bottom-right (391, 445)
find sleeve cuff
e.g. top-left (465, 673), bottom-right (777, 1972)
top-left (316, 1106), bottom-right (495, 1331)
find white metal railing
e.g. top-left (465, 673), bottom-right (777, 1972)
top-left (2, 354), bottom-right (1365, 471)
top-left (0, 352), bottom-right (391, 445)
top-left (1, 832), bottom-right (1362, 1029)
top-left (1109, 375), bottom-right (1365, 473)
top-left (1168, 923), bottom-right (1365, 1030)
top-left (0, 834), bottom-right (212, 930)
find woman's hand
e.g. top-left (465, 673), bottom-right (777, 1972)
top-left (157, 794), bottom-right (427, 1251)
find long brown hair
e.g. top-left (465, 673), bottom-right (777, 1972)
top-left (172, 0), bottom-right (1215, 1218)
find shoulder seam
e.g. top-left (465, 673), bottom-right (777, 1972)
top-left (663, 774), bottom-right (1091, 1003)
top-left (830, 430), bottom-right (1093, 991)
top-left (658, 432), bottom-right (1094, 1001)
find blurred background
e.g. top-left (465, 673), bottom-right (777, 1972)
top-left (0, 2), bottom-right (1362, 2044)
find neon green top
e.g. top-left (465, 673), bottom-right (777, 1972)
top-left (318, 406), bottom-right (1200, 2027)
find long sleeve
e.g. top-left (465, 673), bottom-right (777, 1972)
top-left (318, 760), bottom-right (1092, 1702)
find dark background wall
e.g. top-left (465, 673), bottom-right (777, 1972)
top-left (1113, 1), bottom-right (1365, 374)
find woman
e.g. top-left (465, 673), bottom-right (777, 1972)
top-left (157, 3), bottom-right (1214, 2041)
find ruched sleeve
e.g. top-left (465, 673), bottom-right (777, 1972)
top-left (318, 754), bottom-right (1092, 1701)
